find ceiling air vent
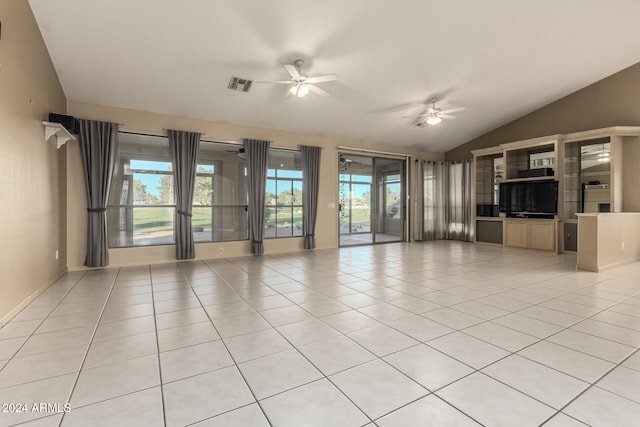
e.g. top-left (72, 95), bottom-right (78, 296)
top-left (228, 77), bottom-right (252, 92)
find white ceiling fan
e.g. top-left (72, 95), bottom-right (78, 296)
top-left (403, 97), bottom-right (465, 126)
top-left (257, 59), bottom-right (338, 98)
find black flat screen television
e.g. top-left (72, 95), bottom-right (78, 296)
top-left (499, 180), bottom-right (558, 218)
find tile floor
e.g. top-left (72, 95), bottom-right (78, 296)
top-left (1, 241), bottom-right (640, 426)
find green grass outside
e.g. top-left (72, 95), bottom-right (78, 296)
top-left (192, 208), bottom-right (212, 228)
top-left (265, 208), bottom-right (303, 227)
top-left (132, 207), bottom-right (211, 232)
top-left (132, 206), bottom-right (305, 231)
top-left (133, 208), bottom-right (173, 233)
top-left (344, 208), bottom-right (370, 224)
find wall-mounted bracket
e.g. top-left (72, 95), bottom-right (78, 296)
top-left (43, 121), bottom-right (76, 149)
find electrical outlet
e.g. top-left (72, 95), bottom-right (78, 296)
top-left (621, 241), bottom-right (625, 250)
top-left (55, 250), bottom-right (59, 260)
top-left (219, 247), bottom-right (224, 255)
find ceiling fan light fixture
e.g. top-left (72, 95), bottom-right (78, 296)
top-left (426, 115), bottom-right (442, 125)
top-left (403, 96), bottom-right (465, 127)
top-left (289, 83), bottom-right (309, 98)
top-left (297, 84), bottom-right (309, 97)
top-left (259, 59), bottom-right (336, 98)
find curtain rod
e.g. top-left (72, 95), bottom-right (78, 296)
top-left (119, 128), bottom-right (299, 151)
top-left (120, 128), bottom-right (165, 137)
top-left (338, 146), bottom-right (411, 158)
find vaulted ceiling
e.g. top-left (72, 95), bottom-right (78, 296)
top-left (29, 0), bottom-right (640, 152)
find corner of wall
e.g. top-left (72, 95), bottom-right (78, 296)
top-left (0, 1), bottom-right (68, 321)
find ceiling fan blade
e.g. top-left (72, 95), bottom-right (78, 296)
top-left (439, 107), bottom-right (466, 114)
top-left (284, 64), bottom-right (300, 79)
top-left (255, 80), bottom-right (294, 84)
top-left (402, 114), bottom-right (429, 119)
top-left (308, 85), bottom-right (330, 97)
top-left (439, 114), bottom-right (456, 120)
top-left (306, 74), bottom-right (338, 84)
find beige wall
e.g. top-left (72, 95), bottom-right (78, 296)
top-left (66, 101), bottom-right (443, 270)
top-left (0, 2), bottom-right (67, 323)
top-left (446, 62), bottom-right (640, 161)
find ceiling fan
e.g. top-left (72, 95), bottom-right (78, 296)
top-left (403, 97), bottom-right (465, 126)
top-left (257, 59), bottom-right (338, 98)
top-left (222, 146), bottom-right (246, 158)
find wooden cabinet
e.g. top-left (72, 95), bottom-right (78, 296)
top-left (504, 221), bottom-right (528, 248)
top-left (528, 221), bottom-right (556, 251)
top-left (504, 219), bottom-right (556, 251)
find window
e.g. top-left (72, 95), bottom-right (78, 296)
top-left (192, 143), bottom-right (248, 242)
top-left (265, 150), bottom-right (303, 238)
top-left (107, 133), bottom-right (175, 247)
top-left (108, 134), bottom-right (250, 248)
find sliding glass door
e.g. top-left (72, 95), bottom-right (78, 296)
top-left (339, 154), bottom-right (405, 246)
top-left (374, 157), bottom-right (404, 243)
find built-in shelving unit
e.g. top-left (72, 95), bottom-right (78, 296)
top-left (502, 135), bottom-right (559, 182)
top-left (43, 121), bottom-right (75, 149)
top-left (472, 146), bottom-right (503, 245)
top-left (472, 127), bottom-right (640, 253)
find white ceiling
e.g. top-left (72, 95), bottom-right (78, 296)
top-left (29, 0), bottom-right (640, 153)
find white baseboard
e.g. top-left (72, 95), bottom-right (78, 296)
top-left (0, 269), bottom-right (68, 327)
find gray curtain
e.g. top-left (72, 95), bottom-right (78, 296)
top-left (422, 159), bottom-right (473, 242)
top-left (448, 159), bottom-right (473, 241)
top-left (301, 145), bottom-right (321, 249)
top-left (423, 161), bottom-right (445, 240)
top-left (168, 129), bottom-right (201, 260)
top-left (244, 138), bottom-right (271, 254)
top-left (77, 119), bottom-right (119, 267)
top-left (412, 159), bottom-right (425, 241)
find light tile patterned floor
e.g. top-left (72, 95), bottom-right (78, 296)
top-left (1, 241), bottom-right (640, 426)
